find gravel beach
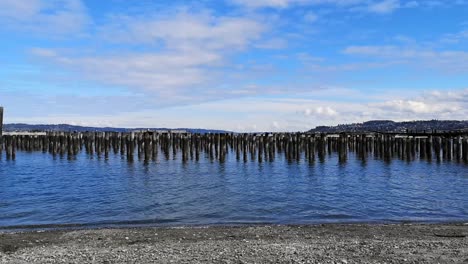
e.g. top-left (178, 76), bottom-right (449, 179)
top-left (1, 223), bottom-right (467, 263)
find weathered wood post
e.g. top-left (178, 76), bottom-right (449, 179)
top-left (463, 137), bottom-right (468, 163)
top-left (0, 107), bottom-right (3, 132)
top-left (152, 132), bottom-right (159, 162)
top-left (338, 133), bottom-right (347, 164)
top-left (144, 132), bottom-right (152, 162)
top-left (0, 107), bottom-right (3, 157)
top-left (11, 135), bottom-right (16, 160)
top-left (5, 136), bottom-right (11, 159)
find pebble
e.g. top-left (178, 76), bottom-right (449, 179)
top-left (0, 224), bottom-right (466, 264)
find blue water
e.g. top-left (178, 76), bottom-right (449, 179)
top-left (0, 151), bottom-right (467, 228)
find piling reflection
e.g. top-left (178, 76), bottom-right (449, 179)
top-left (1, 132), bottom-right (467, 165)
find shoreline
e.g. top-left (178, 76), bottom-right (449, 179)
top-left (1, 223), bottom-right (467, 263)
top-left (2, 219), bottom-right (467, 233)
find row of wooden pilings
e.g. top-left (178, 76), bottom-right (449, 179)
top-left (1, 132), bottom-right (468, 164)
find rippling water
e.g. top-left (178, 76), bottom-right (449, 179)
top-left (0, 150), bottom-right (467, 228)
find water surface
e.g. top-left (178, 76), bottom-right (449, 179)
top-left (0, 150), bottom-right (467, 228)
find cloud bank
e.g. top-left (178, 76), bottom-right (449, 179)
top-left (1, 0), bottom-right (467, 131)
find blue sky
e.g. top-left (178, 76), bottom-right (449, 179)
top-left (1, 0), bottom-right (468, 131)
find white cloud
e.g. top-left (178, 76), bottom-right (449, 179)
top-left (440, 29), bottom-right (468, 43)
top-left (303, 11), bottom-right (319, 22)
top-left (404, 1), bottom-right (419, 8)
top-left (343, 45), bottom-right (405, 56)
top-left (0, 0), bottom-right (90, 35)
top-left (367, 0), bottom-right (400, 14)
top-left (230, 0), bottom-right (299, 8)
top-left (0, 0), bottom-right (42, 19)
top-left (368, 90), bottom-right (467, 120)
top-left (272, 121), bottom-right (281, 130)
top-left (32, 49), bottom-right (222, 93)
top-left (99, 12), bottom-right (264, 51)
top-left (168, 88), bottom-right (467, 130)
top-left (32, 12), bottom-right (267, 99)
top-left (229, 0), bottom-right (465, 16)
top-left (230, 0), bottom-right (369, 9)
top-left (304, 106), bottom-right (337, 116)
top-left (6, 88), bottom-right (468, 131)
top-left (30, 48), bottom-right (58, 58)
top-left (377, 100), bottom-right (438, 114)
top-left (255, 38), bottom-right (288, 49)
top-left (229, 0), bottom-right (406, 14)
top-left (343, 45), bottom-right (468, 73)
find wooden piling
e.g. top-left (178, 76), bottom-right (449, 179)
top-left (0, 107), bottom-right (3, 157)
top-left (1, 130), bottom-right (467, 165)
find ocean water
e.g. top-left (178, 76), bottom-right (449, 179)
top-left (0, 150), bottom-right (467, 229)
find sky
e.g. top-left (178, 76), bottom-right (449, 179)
top-left (0, 0), bottom-right (468, 132)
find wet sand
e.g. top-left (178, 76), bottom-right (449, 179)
top-left (1, 223), bottom-right (467, 263)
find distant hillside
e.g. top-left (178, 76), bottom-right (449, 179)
top-left (309, 120), bottom-right (468, 133)
top-left (3, 123), bottom-right (230, 134)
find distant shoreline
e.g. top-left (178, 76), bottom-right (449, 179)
top-left (1, 223), bottom-right (467, 263)
top-left (3, 119), bottom-right (468, 134)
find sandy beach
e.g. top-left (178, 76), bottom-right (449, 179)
top-left (0, 223), bottom-right (467, 263)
